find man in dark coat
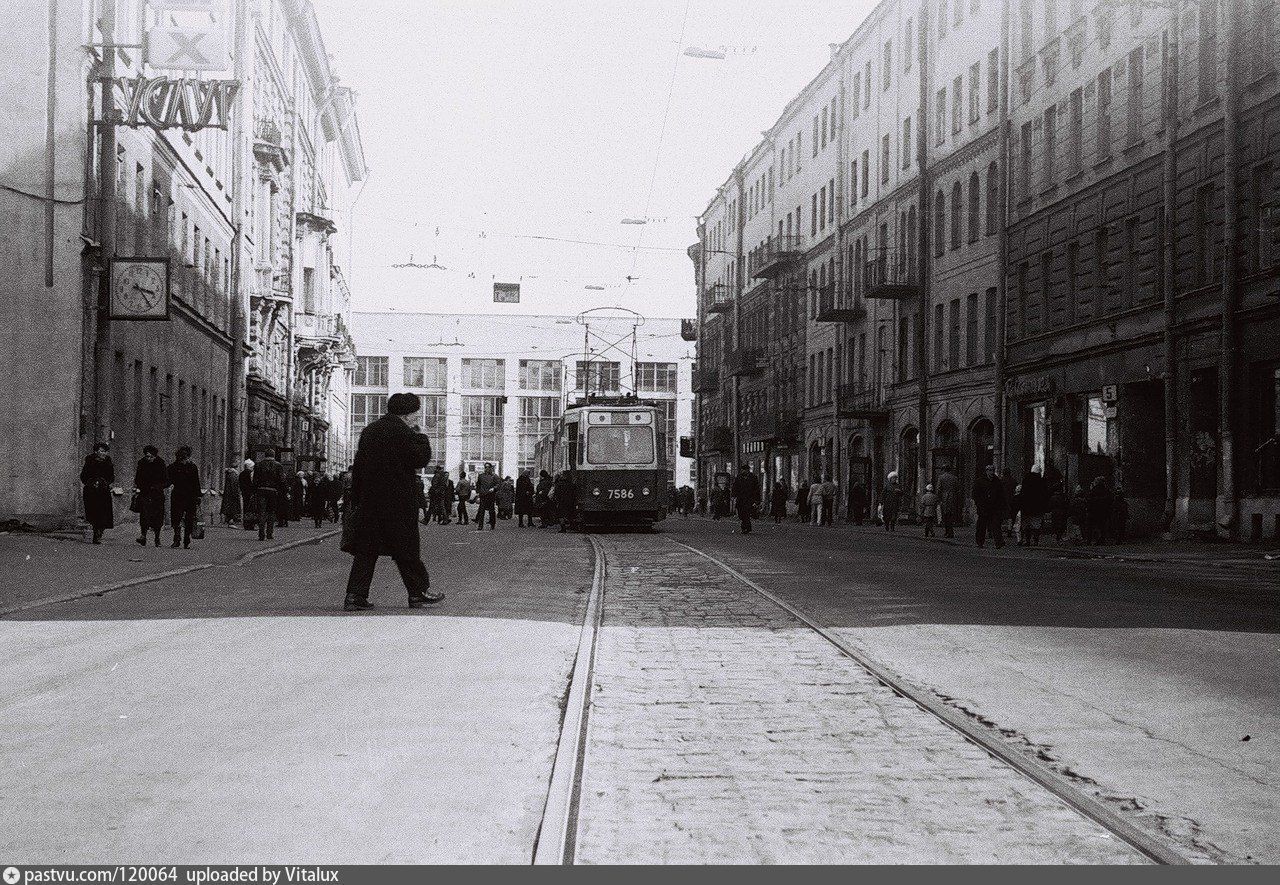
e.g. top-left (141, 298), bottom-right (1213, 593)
top-left (475, 463), bottom-right (500, 531)
top-left (1018, 469), bottom-right (1048, 546)
top-left (252, 451), bottom-right (286, 541)
top-left (972, 464), bottom-right (1007, 549)
top-left (80, 443), bottom-right (115, 544)
top-left (732, 463), bottom-right (760, 535)
top-left (238, 459), bottom-right (256, 531)
top-left (515, 470), bottom-right (536, 527)
top-left (552, 471), bottom-right (577, 532)
top-left (341, 392), bottom-right (443, 611)
top-left (168, 446), bottom-right (202, 548)
top-left (134, 446), bottom-right (169, 547)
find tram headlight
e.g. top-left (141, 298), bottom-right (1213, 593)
top-left (592, 487), bottom-right (601, 497)
top-left (641, 487), bottom-right (650, 496)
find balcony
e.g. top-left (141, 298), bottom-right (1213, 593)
top-left (681, 318), bottom-right (697, 341)
top-left (705, 284), bottom-right (733, 314)
top-left (253, 118), bottom-right (288, 171)
top-left (724, 346), bottom-right (764, 378)
top-left (837, 384), bottom-right (890, 422)
top-left (815, 284), bottom-right (867, 322)
top-left (691, 367), bottom-right (720, 394)
top-left (751, 234), bottom-right (806, 279)
top-left (864, 250), bottom-right (920, 300)
top-left (747, 410), bottom-right (801, 444)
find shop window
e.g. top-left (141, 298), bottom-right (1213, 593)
top-left (1085, 395), bottom-right (1111, 455)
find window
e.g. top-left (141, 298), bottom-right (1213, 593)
top-left (461, 395), bottom-right (504, 462)
top-left (966, 292), bottom-right (979, 366)
top-left (952, 76), bottom-right (963, 133)
top-left (1020, 0), bottom-right (1033, 61)
top-left (1067, 240), bottom-right (1080, 322)
top-left (1069, 88), bottom-right (1083, 175)
top-left (1020, 121), bottom-right (1033, 199)
top-left (1041, 250), bottom-right (1054, 329)
top-left (403, 357), bottom-right (447, 389)
top-left (881, 134), bottom-right (891, 183)
top-left (1199, 0), bottom-right (1218, 103)
top-left (850, 160), bottom-right (859, 205)
top-left (351, 393), bottom-right (387, 434)
top-left (587, 424), bottom-right (654, 465)
top-left (934, 302), bottom-right (945, 371)
top-left (934, 189), bottom-right (946, 256)
top-left (861, 151), bottom-right (870, 197)
top-left (1127, 46), bottom-right (1144, 145)
top-left (968, 172), bottom-right (980, 242)
top-left (1043, 104), bottom-right (1057, 188)
top-left (821, 108), bottom-right (829, 149)
top-left (830, 96), bottom-right (839, 140)
top-left (951, 182), bottom-right (962, 249)
top-left (968, 63), bottom-right (980, 123)
top-left (1196, 183), bottom-right (1215, 285)
top-left (1096, 224), bottom-right (1110, 313)
top-left (984, 287), bottom-right (997, 362)
top-left (828, 176), bottom-right (836, 225)
top-left (812, 193), bottom-right (819, 235)
top-left (1253, 163), bottom-right (1277, 272)
top-left (852, 72), bottom-right (862, 118)
top-left (1085, 396), bottom-right (1110, 454)
top-left (988, 48), bottom-right (1000, 112)
top-left (1044, 0), bottom-right (1056, 34)
top-left (462, 358), bottom-right (505, 390)
top-left (986, 161), bottom-right (999, 234)
top-left (864, 61), bottom-right (872, 107)
top-left (902, 116), bottom-right (913, 168)
top-left (949, 298), bottom-right (961, 369)
top-left (519, 359), bottom-right (562, 391)
top-left (1097, 68), bottom-right (1113, 161)
top-left (416, 394), bottom-right (447, 459)
top-left (518, 396), bottom-right (560, 468)
top-left (939, 0), bottom-right (949, 37)
top-left (354, 356), bottom-right (388, 387)
top-left (636, 361), bottom-right (677, 392)
top-left (904, 18), bottom-right (914, 70)
top-left (936, 87), bottom-right (947, 145)
top-left (883, 41), bottom-right (893, 89)
top-left (898, 314), bottom-right (911, 382)
top-left (819, 186), bottom-right (827, 231)
top-left (813, 116), bottom-right (820, 156)
top-left (575, 361), bottom-right (620, 392)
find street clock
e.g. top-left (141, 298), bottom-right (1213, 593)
top-left (110, 258), bottom-right (171, 320)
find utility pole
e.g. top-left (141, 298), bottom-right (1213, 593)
top-left (915, 1), bottom-right (932, 496)
top-left (92, 0), bottom-right (118, 447)
top-left (994, 0), bottom-right (1011, 474)
top-left (1219, 0), bottom-right (1240, 538)
top-left (1160, 16), bottom-right (1179, 535)
top-left (226, 0), bottom-right (249, 467)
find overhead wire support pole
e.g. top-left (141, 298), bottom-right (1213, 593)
top-left (92, 0), bottom-right (118, 448)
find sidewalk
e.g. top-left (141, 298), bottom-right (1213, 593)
top-left (835, 520), bottom-right (1280, 572)
top-left (0, 521), bottom-right (339, 615)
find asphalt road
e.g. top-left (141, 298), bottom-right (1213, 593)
top-left (1, 514), bottom-right (1274, 863)
top-left (0, 521), bottom-right (591, 864)
top-left (660, 515), bottom-right (1279, 864)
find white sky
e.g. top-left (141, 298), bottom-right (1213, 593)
top-left (312, 0), bottom-right (876, 318)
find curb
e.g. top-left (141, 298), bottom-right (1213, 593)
top-left (1, 529), bottom-right (341, 618)
top-left (232, 527), bottom-right (341, 566)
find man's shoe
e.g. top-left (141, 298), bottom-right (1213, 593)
top-left (343, 596), bottom-right (375, 612)
top-left (408, 592), bottom-right (444, 608)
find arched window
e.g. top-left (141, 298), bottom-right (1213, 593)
top-left (934, 190), bottom-right (946, 257)
top-left (950, 181), bottom-right (962, 250)
top-left (968, 172), bottom-right (980, 243)
top-left (986, 161), bottom-right (999, 235)
top-left (907, 205), bottom-right (917, 278)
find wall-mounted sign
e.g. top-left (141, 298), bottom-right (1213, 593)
top-left (493, 282), bottom-right (520, 303)
top-left (146, 0), bottom-right (230, 71)
top-left (1101, 383), bottom-right (1119, 403)
top-left (114, 75), bottom-right (240, 131)
top-left (109, 257), bottom-right (171, 320)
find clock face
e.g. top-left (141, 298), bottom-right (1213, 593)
top-left (111, 259), bottom-right (168, 319)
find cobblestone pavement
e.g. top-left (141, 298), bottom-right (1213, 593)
top-left (574, 536), bottom-right (1143, 864)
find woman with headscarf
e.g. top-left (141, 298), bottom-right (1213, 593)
top-left (133, 446), bottom-right (169, 547)
top-left (80, 442), bottom-right (115, 544)
top-left (515, 470), bottom-right (536, 527)
top-left (880, 471), bottom-right (903, 532)
top-left (221, 463), bottom-right (242, 525)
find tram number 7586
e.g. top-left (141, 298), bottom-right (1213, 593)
top-left (605, 488), bottom-right (635, 500)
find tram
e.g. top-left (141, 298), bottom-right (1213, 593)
top-left (533, 396), bottom-right (669, 530)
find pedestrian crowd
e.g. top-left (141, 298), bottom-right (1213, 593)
top-left (696, 462), bottom-right (1131, 551)
top-left (420, 462), bottom-right (580, 534)
top-left (78, 439), bottom-right (350, 550)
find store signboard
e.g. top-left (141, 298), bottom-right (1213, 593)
top-left (114, 75), bottom-right (240, 131)
top-left (146, 0), bottom-right (230, 72)
top-left (493, 282), bottom-right (520, 303)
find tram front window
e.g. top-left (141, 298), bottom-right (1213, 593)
top-left (586, 426), bottom-right (655, 465)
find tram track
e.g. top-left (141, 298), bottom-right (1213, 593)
top-left (533, 530), bottom-right (1202, 865)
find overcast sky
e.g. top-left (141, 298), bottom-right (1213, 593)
top-left (312, 0), bottom-right (875, 318)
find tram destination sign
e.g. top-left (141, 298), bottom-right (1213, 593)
top-left (110, 75), bottom-right (240, 132)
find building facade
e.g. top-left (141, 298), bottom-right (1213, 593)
top-left (349, 313), bottom-right (696, 489)
top-left (0, 0), bottom-right (363, 529)
top-left (691, 0), bottom-right (1280, 540)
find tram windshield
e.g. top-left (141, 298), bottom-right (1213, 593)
top-left (586, 425), bottom-right (655, 465)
